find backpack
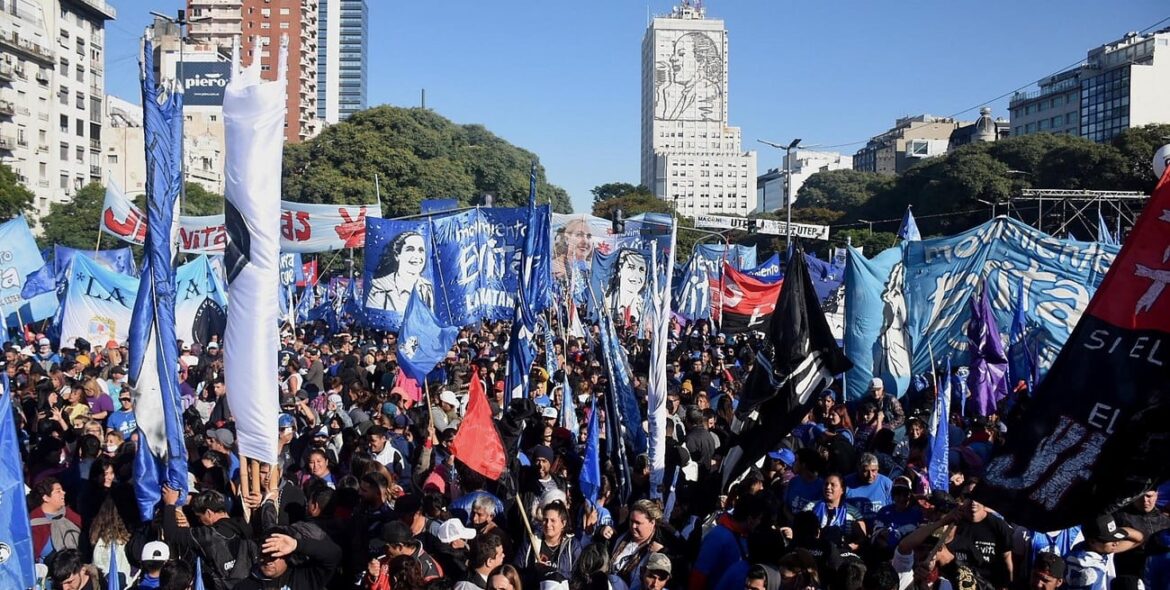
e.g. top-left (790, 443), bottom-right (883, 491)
top-left (195, 526), bottom-right (257, 590)
top-left (30, 513), bottom-right (81, 562)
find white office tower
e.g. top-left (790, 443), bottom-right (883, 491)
top-left (640, 1), bottom-right (756, 217)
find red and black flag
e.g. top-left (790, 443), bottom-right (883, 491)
top-left (716, 263), bottom-right (783, 334)
top-left (974, 167), bottom-right (1170, 531)
top-left (721, 248), bottom-right (852, 489)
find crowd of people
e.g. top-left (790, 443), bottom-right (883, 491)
top-left (14, 316), bottom-right (1170, 590)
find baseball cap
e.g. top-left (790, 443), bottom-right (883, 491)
top-left (277, 413), bottom-right (295, 429)
top-left (180, 343), bottom-right (191, 352)
top-left (207, 342), bottom-right (220, 350)
top-left (645, 552), bottom-right (671, 576)
top-left (37, 337), bottom-right (50, 346)
top-left (767, 448), bottom-right (796, 467)
top-left (141, 541), bottom-right (171, 562)
top-left (541, 407), bottom-right (558, 420)
top-left (381, 402), bottom-right (398, 417)
top-left (1033, 552), bottom-right (1066, 578)
top-left (327, 393), bottom-right (343, 405)
top-left (1084, 514), bottom-right (1129, 543)
top-left (436, 518), bottom-right (477, 544)
top-left (205, 428), bottom-right (234, 447)
top-left (869, 378), bottom-right (884, 390)
top-left (439, 390), bottom-right (459, 407)
top-left (314, 426), bottom-right (329, 437)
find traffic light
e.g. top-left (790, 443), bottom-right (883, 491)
top-left (612, 208), bottom-right (625, 234)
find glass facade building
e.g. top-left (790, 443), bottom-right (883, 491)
top-left (318, 0), bottom-right (367, 123)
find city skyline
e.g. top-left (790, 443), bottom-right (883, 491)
top-left (99, 0), bottom-right (1168, 214)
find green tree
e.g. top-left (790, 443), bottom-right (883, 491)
top-left (283, 107), bottom-right (572, 217)
top-left (788, 207), bottom-right (845, 226)
top-left (0, 163), bottom-right (33, 221)
top-left (795, 169), bottom-right (895, 212)
top-left (1110, 123), bottom-right (1170, 192)
top-left (590, 182), bottom-right (641, 206)
top-left (182, 182), bottom-right (224, 216)
top-left (591, 187), bottom-right (670, 220)
top-left (831, 229), bottom-right (897, 255)
top-left (40, 182), bottom-right (105, 249)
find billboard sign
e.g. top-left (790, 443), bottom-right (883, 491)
top-left (180, 61), bottom-right (231, 106)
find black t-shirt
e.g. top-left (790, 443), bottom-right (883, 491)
top-left (947, 514), bottom-right (1013, 587)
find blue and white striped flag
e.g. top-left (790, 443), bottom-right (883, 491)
top-left (130, 32), bottom-right (188, 521)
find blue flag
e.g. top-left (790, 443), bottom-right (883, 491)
top-left (503, 307), bottom-right (536, 404)
top-left (897, 205), bottom-right (921, 241)
top-left (20, 263), bottom-right (56, 300)
top-left (673, 254), bottom-right (712, 320)
top-left (1096, 210), bottom-right (1118, 246)
top-left (396, 289), bottom-right (458, 384)
top-left (107, 539), bottom-right (120, 590)
top-left (194, 557), bottom-right (206, 590)
top-left (580, 395), bottom-right (601, 506)
top-left (599, 312), bottom-right (647, 455)
top-left (929, 358), bottom-right (952, 494)
top-left (130, 35), bottom-right (188, 521)
top-left (0, 374), bottom-right (34, 588)
top-left (1008, 280), bottom-right (1036, 392)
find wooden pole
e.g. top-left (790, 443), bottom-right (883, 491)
top-left (515, 494), bottom-right (542, 563)
top-left (239, 457), bottom-right (251, 523)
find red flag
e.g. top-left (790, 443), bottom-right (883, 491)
top-left (450, 367), bottom-right (506, 480)
top-left (394, 370), bottom-right (422, 405)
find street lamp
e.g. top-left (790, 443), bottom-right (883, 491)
top-left (150, 9), bottom-right (210, 214)
top-left (758, 138), bottom-right (802, 247)
top-left (857, 219), bottom-right (874, 235)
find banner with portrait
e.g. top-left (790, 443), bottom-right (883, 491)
top-left (362, 217), bottom-right (432, 331)
top-left (54, 245), bottom-right (138, 278)
top-left (842, 217), bottom-right (1118, 401)
top-left (589, 247), bottom-right (652, 325)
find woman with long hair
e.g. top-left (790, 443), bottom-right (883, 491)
top-left (88, 496), bottom-right (131, 585)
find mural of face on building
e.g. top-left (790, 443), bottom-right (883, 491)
top-left (654, 31), bottom-right (724, 121)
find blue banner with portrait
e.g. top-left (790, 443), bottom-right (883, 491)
top-left (843, 218), bottom-right (1118, 401)
top-left (362, 217), bottom-right (432, 331)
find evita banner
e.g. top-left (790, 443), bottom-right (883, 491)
top-left (363, 205), bottom-right (552, 331)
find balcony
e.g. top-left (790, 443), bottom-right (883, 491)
top-left (89, 165), bottom-right (101, 177)
top-left (0, 100), bottom-right (13, 116)
top-left (0, 63), bottom-right (12, 81)
top-left (68, 0), bottom-right (117, 20)
top-left (38, 179), bottom-right (50, 188)
top-left (35, 70), bottom-right (49, 84)
top-left (0, 136), bottom-right (15, 150)
top-left (89, 138), bottom-right (100, 151)
top-left (0, 30), bottom-right (54, 65)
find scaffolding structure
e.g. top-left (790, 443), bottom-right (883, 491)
top-left (1001, 188), bottom-right (1149, 239)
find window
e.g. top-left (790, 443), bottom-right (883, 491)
top-left (59, 58), bottom-right (68, 75)
top-left (75, 92), bottom-right (84, 109)
top-left (75, 64), bottom-right (84, 82)
top-left (280, 7), bottom-right (290, 15)
top-left (279, 22), bottom-right (290, 29)
top-left (60, 174), bottom-right (69, 190)
top-left (75, 146), bottom-right (83, 162)
top-left (59, 114), bottom-right (68, 132)
top-left (76, 118), bottom-right (84, 136)
top-left (107, 154), bottom-right (118, 164)
top-left (60, 143), bottom-right (69, 160)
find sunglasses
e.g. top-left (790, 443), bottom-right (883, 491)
top-left (119, 398), bottom-right (131, 402)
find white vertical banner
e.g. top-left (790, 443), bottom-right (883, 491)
top-left (647, 220), bottom-right (677, 498)
top-left (223, 36), bottom-right (286, 465)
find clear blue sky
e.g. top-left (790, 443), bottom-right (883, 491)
top-left (103, 1), bottom-right (1168, 213)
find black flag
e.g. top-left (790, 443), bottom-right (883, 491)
top-left (721, 246), bottom-right (852, 490)
top-left (974, 168), bottom-right (1170, 531)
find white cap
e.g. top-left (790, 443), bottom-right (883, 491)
top-left (439, 390), bottom-right (459, 407)
top-left (542, 406), bottom-right (558, 420)
top-left (436, 518), bottom-right (476, 544)
top-left (142, 541), bottom-right (171, 562)
top-left (870, 377), bottom-right (884, 390)
top-left (327, 393), bottom-right (343, 405)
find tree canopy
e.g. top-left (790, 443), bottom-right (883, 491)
top-left (0, 163), bottom-right (33, 222)
top-left (38, 182), bottom-right (222, 250)
top-left (282, 106), bottom-right (572, 217)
